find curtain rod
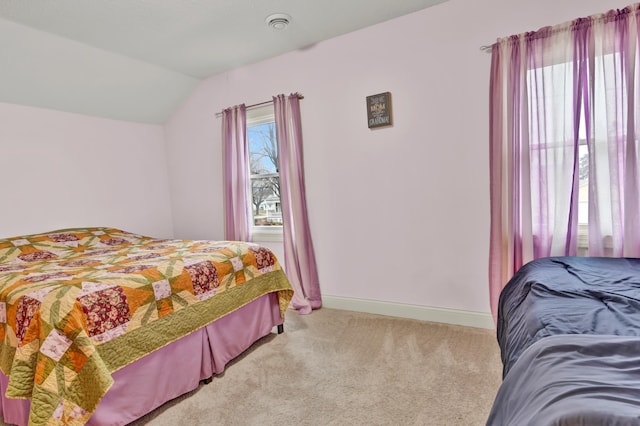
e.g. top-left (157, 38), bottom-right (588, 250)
top-left (480, 44), bottom-right (493, 53)
top-left (481, 4), bottom-right (635, 54)
top-left (215, 93), bottom-right (304, 118)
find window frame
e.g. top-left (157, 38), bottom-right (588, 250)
top-left (246, 105), bottom-right (283, 243)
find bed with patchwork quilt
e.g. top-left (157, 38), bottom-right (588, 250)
top-left (0, 227), bottom-right (293, 425)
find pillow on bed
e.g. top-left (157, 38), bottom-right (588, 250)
top-left (0, 228), bottom-right (145, 264)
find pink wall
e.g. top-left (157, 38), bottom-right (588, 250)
top-left (164, 0), bottom-right (628, 315)
top-left (0, 102), bottom-right (174, 239)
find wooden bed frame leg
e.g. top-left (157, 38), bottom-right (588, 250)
top-left (277, 324), bottom-right (284, 334)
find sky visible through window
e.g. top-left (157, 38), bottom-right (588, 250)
top-left (248, 122), bottom-right (281, 227)
top-left (248, 123), bottom-right (278, 174)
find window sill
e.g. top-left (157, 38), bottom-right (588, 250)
top-left (251, 227), bottom-right (283, 243)
top-left (577, 223), bottom-right (616, 256)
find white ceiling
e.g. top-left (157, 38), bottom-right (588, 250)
top-left (0, 0), bottom-right (447, 123)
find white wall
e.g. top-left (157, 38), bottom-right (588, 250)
top-left (165, 0), bottom-right (627, 315)
top-left (0, 102), bottom-right (174, 239)
top-left (0, 18), bottom-right (199, 124)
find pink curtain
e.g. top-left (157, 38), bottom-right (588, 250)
top-left (489, 4), bottom-right (640, 320)
top-left (273, 93), bottom-right (321, 314)
top-left (222, 105), bottom-right (252, 242)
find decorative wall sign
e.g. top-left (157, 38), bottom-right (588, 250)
top-left (366, 92), bottom-right (392, 129)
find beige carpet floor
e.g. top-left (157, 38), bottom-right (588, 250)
top-left (128, 308), bottom-right (503, 426)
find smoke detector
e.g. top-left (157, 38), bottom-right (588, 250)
top-left (265, 13), bottom-right (291, 31)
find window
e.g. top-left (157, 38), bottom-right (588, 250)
top-left (527, 52), bottom-right (621, 256)
top-left (246, 105), bottom-right (282, 242)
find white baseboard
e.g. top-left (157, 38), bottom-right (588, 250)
top-left (322, 295), bottom-right (495, 329)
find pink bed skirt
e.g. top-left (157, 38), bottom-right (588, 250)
top-left (0, 293), bottom-right (283, 426)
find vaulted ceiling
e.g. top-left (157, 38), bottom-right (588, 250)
top-left (0, 0), bottom-right (447, 123)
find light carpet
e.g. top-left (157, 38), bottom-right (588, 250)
top-left (129, 307), bottom-right (502, 426)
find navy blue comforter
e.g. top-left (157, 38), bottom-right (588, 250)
top-left (487, 334), bottom-right (640, 425)
top-left (488, 257), bottom-right (640, 426)
top-left (497, 256), bottom-right (640, 377)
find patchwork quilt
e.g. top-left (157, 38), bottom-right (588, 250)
top-left (0, 228), bottom-right (293, 425)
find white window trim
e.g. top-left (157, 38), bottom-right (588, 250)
top-left (252, 226), bottom-right (283, 242)
top-left (247, 104), bottom-right (283, 243)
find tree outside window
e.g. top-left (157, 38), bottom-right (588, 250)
top-left (247, 118), bottom-right (282, 228)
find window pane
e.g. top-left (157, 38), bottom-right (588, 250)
top-left (248, 123), bottom-right (278, 174)
top-left (578, 144), bottom-right (588, 224)
top-left (247, 121), bottom-right (281, 227)
top-left (250, 176), bottom-right (282, 226)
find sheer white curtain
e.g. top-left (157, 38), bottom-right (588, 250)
top-left (489, 5), bottom-right (640, 319)
top-left (586, 12), bottom-right (640, 256)
top-left (222, 104), bottom-right (252, 241)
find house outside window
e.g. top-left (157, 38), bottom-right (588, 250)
top-left (246, 105), bottom-right (283, 242)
